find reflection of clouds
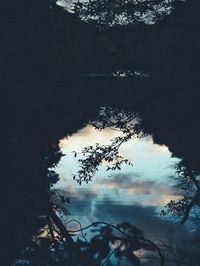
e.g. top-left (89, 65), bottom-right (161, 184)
top-left (57, 172), bottom-right (181, 207)
top-left (92, 173), bottom-right (182, 206)
top-left (99, 173), bottom-right (159, 190)
top-left (58, 125), bottom-right (180, 186)
top-left (52, 188), bottom-right (97, 216)
top-left (140, 136), bottom-right (169, 153)
top-left (54, 189), bottom-right (188, 243)
top-left (93, 199), bottom-right (188, 241)
top-left (146, 194), bottom-right (182, 206)
top-left (59, 126), bottom-right (120, 153)
top-left (69, 192), bottom-right (96, 216)
top-left (54, 124), bottom-right (185, 242)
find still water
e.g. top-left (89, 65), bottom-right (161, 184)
top-left (52, 124), bottom-right (191, 246)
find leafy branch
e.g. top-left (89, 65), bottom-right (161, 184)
top-left (72, 108), bottom-right (146, 184)
top-left (161, 161), bottom-right (200, 224)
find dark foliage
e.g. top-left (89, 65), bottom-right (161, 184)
top-left (13, 220), bottom-right (164, 266)
top-left (0, 0), bottom-right (200, 265)
top-left (73, 0), bottom-right (182, 27)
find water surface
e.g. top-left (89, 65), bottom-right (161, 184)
top-left (53, 125), bottom-right (189, 244)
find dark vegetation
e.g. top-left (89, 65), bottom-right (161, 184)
top-left (0, 0), bottom-right (200, 265)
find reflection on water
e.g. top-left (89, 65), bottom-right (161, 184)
top-left (53, 125), bottom-right (189, 243)
top-left (56, 0), bottom-right (172, 26)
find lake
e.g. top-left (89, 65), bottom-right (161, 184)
top-left (52, 119), bottom-right (195, 265)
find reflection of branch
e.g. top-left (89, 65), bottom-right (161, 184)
top-left (187, 168), bottom-right (200, 190)
top-left (181, 167), bottom-right (200, 225)
top-left (181, 190), bottom-right (200, 225)
top-left (47, 215), bottom-right (62, 263)
top-left (74, 123), bottom-right (144, 182)
top-left (49, 208), bottom-right (80, 265)
top-left (68, 221), bottom-right (127, 238)
top-left (50, 208), bottom-right (75, 244)
top-left (68, 221), bottom-right (164, 266)
top-left (166, 162), bottom-right (200, 225)
top-left (65, 219), bottom-right (88, 242)
top-left (140, 238), bottom-right (164, 266)
top-left (102, 242), bottom-right (124, 266)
